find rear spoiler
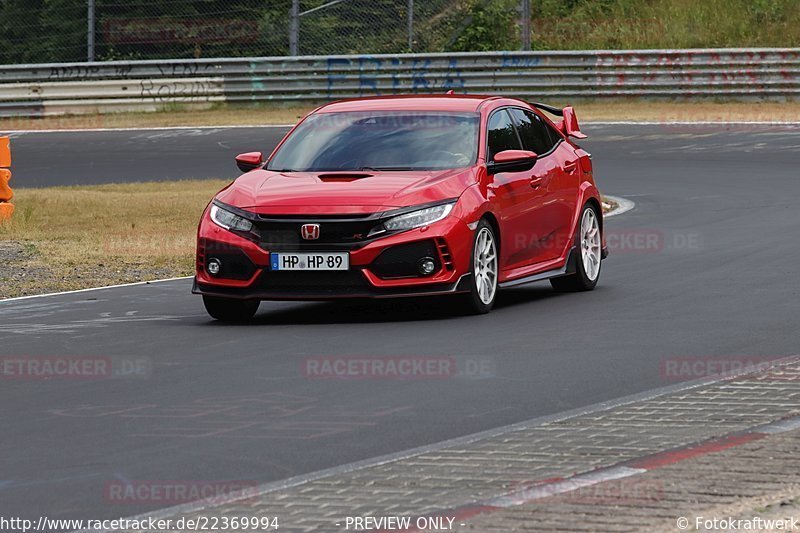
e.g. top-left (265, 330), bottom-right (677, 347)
top-left (531, 102), bottom-right (587, 140)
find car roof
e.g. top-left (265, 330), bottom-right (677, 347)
top-left (315, 94), bottom-right (504, 114)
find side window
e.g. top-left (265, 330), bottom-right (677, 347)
top-left (509, 108), bottom-right (558, 156)
top-left (543, 120), bottom-right (564, 147)
top-left (487, 109), bottom-right (522, 161)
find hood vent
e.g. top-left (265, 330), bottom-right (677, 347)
top-left (317, 173), bottom-right (373, 182)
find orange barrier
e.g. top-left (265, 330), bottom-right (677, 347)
top-left (0, 137), bottom-right (12, 221)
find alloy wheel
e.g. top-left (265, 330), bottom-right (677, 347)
top-left (580, 208), bottom-right (601, 281)
top-left (474, 227), bottom-right (498, 305)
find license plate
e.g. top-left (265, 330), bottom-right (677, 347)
top-left (270, 252), bottom-right (349, 271)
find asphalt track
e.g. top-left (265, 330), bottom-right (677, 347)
top-left (1, 126), bottom-right (288, 187)
top-left (1, 123), bottom-right (799, 524)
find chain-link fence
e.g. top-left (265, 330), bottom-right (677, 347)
top-left (0, 0), bottom-right (529, 64)
top-left (293, 0), bottom-right (455, 56)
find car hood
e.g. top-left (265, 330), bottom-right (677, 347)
top-left (216, 168), bottom-right (477, 214)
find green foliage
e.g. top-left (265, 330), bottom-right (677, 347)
top-left (449, 0), bottom-right (520, 52)
top-left (0, 0), bottom-right (799, 64)
top-left (528, 0), bottom-right (800, 49)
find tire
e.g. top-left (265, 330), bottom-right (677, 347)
top-left (550, 203), bottom-right (602, 292)
top-left (203, 295), bottom-right (260, 322)
top-left (461, 219), bottom-right (499, 314)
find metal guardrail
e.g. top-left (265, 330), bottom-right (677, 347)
top-left (1, 48), bottom-right (799, 117)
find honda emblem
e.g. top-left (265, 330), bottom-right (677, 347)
top-left (301, 224), bottom-right (320, 240)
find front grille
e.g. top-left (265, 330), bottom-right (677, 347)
top-left (257, 213), bottom-right (374, 220)
top-left (254, 216), bottom-right (382, 250)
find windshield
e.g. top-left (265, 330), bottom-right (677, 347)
top-left (267, 111), bottom-right (479, 172)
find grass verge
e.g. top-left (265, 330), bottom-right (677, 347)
top-left (0, 180), bottom-right (227, 299)
top-left (2, 101), bottom-right (800, 132)
top-left (0, 179), bottom-right (615, 299)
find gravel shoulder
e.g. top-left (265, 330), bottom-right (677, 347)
top-left (0, 179), bottom-right (226, 299)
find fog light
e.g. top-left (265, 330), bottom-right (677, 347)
top-left (207, 258), bottom-right (222, 276)
top-left (417, 257), bottom-right (436, 276)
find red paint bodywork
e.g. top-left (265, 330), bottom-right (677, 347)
top-left (195, 95), bottom-right (605, 300)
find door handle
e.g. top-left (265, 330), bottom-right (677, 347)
top-left (529, 177), bottom-right (544, 188)
top-left (564, 160), bottom-right (579, 174)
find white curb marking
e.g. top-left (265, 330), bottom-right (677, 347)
top-left (0, 276), bottom-right (192, 304)
top-left (489, 466), bottom-right (646, 508)
top-left (604, 194), bottom-right (636, 218)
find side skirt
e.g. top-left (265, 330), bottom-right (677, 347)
top-left (498, 247), bottom-right (577, 289)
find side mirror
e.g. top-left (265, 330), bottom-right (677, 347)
top-left (486, 149), bottom-right (537, 175)
top-left (235, 152), bottom-right (264, 172)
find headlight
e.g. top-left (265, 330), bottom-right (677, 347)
top-left (210, 204), bottom-right (253, 232)
top-left (382, 202), bottom-right (455, 232)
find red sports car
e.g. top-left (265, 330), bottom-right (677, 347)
top-left (194, 95), bottom-right (607, 321)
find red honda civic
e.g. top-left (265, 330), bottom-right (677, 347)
top-left (194, 94), bottom-right (607, 321)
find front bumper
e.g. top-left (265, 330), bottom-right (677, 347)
top-left (192, 274), bottom-right (473, 300)
top-left (193, 211), bottom-right (474, 301)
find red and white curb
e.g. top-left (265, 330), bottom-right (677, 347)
top-left (385, 414), bottom-right (800, 532)
top-left (78, 355), bottom-right (799, 533)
